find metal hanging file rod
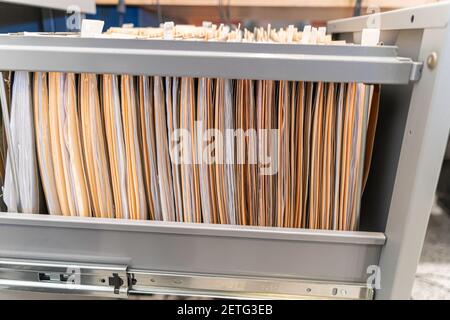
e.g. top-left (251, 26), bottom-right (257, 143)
top-left (0, 34), bottom-right (421, 84)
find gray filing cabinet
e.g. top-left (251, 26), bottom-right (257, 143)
top-left (0, 2), bottom-right (449, 300)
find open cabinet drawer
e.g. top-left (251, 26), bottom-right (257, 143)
top-left (0, 213), bottom-right (385, 299)
top-left (4, 2), bottom-right (448, 299)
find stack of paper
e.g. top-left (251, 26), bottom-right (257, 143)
top-left (3, 71), bottom-right (40, 214)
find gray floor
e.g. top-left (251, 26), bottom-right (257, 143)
top-left (412, 203), bottom-right (450, 299)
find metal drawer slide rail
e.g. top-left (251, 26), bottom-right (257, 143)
top-left (0, 259), bottom-right (373, 299)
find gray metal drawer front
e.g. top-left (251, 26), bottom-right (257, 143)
top-left (0, 213), bottom-right (385, 294)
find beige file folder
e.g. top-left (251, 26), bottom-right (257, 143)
top-left (301, 82), bottom-right (314, 228)
top-left (321, 83), bottom-right (335, 230)
top-left (121, 75), bottom-right (147, 220)
top-left (167, 77), bottom-right (184, 222)
top-left (179, 78), bottom-right (197, 222)
top-left (333, 83), bottom-right (345, 230)
top-left (204, 78), bottom-right (220, 224)
top-left (256, 80), bottom-right (276, 227)
top-left (244, 80), bottom-right (258, 227)
top-left (188, 77), bottom-right (203, 224)
top-left (48, 72), bottom-right (71, 216)
top-left (293, 82), bottom-right (305, 229)
top-left (213, 78), bottom-right (238, 225)
top-left (277, 80), bottom-right (290, 228)
top-left (102, 74), bottom-right (129, 219)
top-left (48, 73), bottom-right (91, 217)
top-left (235, 80), bottom-right (245, 225)
top-left (224, 79), bottom-right (236, 225)
top-left (198, 77), bottom-right (215, 224)
top-left (309, 82), bottom-right (324, 229)
top-left (34, 72), bottom-right (61, 215)
top-left (363, 85), bottom-right (380, 190)
top-left (4, 71), bottom-right (40, 214)
top-left (338, 83), bottom-right (356, 230)
top-left (80, 73), bottom-right (114, 218)
top-left (179, 76), bottom-right (201, 223)
top-left (64, 73), bottom-right (91, 217)
top-left (138, 76), bottom-right (163, 221)
top-left (236, 79), bottom-right (257, 226)
top-left (154, 76), bottom-right (176, 221)
top-left (214, 78), bottom-right (228, 225)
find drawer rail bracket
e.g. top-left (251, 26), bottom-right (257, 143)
top-left (0, 258), bottom-right (128, 298)
top-left (0, 258), bottom-right (374, 299)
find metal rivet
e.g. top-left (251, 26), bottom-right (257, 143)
top-left (341, 289), bottom-right (347, 296)
top-left (427, 52), bottom-right (438, 69)
top-left (306, 288), bottom-right (312, 293)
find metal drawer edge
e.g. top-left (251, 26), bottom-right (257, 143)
top-left (0, 213), bottom-right (386, 245)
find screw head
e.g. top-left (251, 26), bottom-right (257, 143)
top-left (427, 52), bottom-right (438, 69)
